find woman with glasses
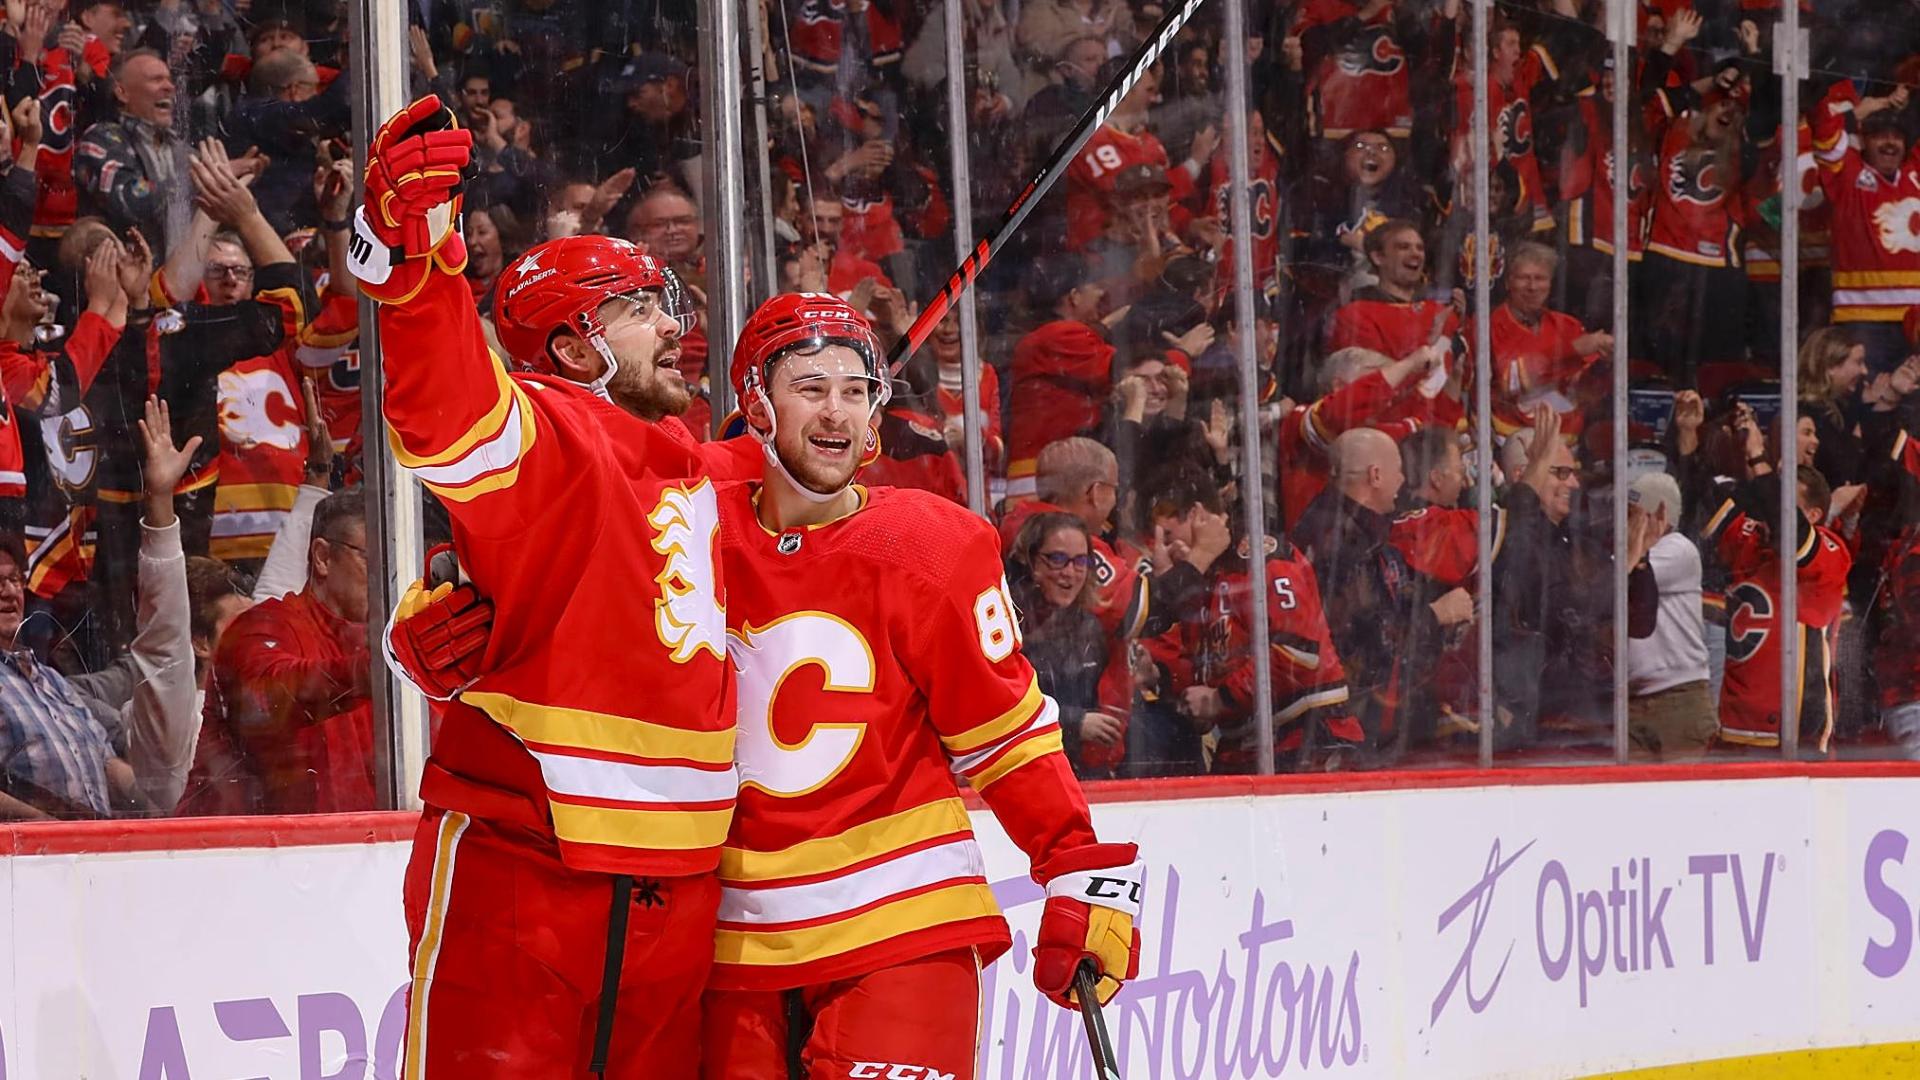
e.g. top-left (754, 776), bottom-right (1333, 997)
top-left (1007, 510), bottom-right (1128, 778)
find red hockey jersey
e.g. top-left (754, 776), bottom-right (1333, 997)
top-left (17, 43), bottom-right (101, 237)
top-left (1646, 109), bottom-right (1743, 268)
top-left (381, 268), bottom-right (738, 877)
top-left (1326, 287), bottom-right (1460, 361)
top-left (1707, 500), bottom-right (1851, 750)
top-left (1276, 367), bottom-right (1462, 526)
top-left (786, 0), bottom-right (903, 73)
top-left (1180, 549), bottom-right (1355, 767)
top-left (1004, 319), bottom-right (1115, 496)
top-left (1810, 81), bottom-right (1920, 323)
top-left (1065, 124), bottom-right (1194, 252)
top-left (1294, 0), bottom-right (1414, 138)
top-left (710, 483), bottom-right (1099, 989)
top-left (1481, 303), bottom-right (1599, 437)
top-left (1389, 502), bottom-right (1503, 717)
top-left (1453, 58), bottom-right (1552, 230)
top-left (1204, 136), bottom-right (1284, 294)
top-left (936, 358), bottom-right (1002, 470)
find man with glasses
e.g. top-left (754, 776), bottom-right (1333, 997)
top-left (222, 45), bottom-right (350, 236)
top-left (203, 488), bottom-right (373, 813)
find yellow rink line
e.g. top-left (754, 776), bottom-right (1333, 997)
top-left (1594, 1042), bottom-right (1920, 1078)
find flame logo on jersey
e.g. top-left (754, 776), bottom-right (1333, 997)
top-left (1458, 232), bottom-right (1505, 287)
top-left (217, 366), bottom-right (303, 451)
top-left (39, 81), bottom-right (74, 155)
top-left (648, 479), bottom-right (725, 663)
top-left (1872, 196), bottom-right (1920, 255)
top-left (1665, 149), bottom-right (1724, 207)
top-left (1496, 99), bottom-right (1533, 159)
top-left (1336, 27), bottom-right (1405, 77)
top-left (1214, 178), bottom-right (1279, 238)
top-left (1726, 580), bottom-right (1773, 664)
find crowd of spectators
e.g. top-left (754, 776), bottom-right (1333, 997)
top-left (10, 0), bottom-right (1920, 820)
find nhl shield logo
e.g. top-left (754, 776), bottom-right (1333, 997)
top-left (777, 532), bottom-right (803, 555)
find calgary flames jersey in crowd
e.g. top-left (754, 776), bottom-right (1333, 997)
top-left (1452, 57), bottom-right (1552, 230)
top-left (1064, 123), bottom-right (1194, 252)
top-left (1325, 287), bottom-right (1460, 361)
top-left (1293, 0), bottom-right (1414, 138)
top-left (1811, 80), bottom-right (1920, 323)
top-left (710, 482), bottom-right (1100, 990)
top-left (1165, 547), bottom-right (1355, 768)
top-left (381, 268), bottom-right (744, 877)
top-left (1706, 498), bottom-right (1851, 750)
top-left (1480, 303), bottom-right (1599, 438)
top-left (1646, 108), bottom-right (1743, 269)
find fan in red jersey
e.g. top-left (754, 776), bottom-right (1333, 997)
top-left (388, 290), bottom-right (1147, 1080)
top-left (1704, 417), bottom-right (1853, 753)
top-left (353, 98), bottom-right (760, 1080)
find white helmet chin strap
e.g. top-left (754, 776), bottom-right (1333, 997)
top-left (578, 333), bottom-right (619, 400)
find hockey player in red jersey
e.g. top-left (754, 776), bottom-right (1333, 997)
top-left (701, 293), bottom-right (1143, 1078)
top-left (387, 292), bottom-right (1145, 1079)
top-left (350, 98), bottom-right (755, 1079)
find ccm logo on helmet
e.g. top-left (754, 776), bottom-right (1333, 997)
top-left (849, 1064), bottom-right (956, 1080)
top-left (799, 308), bottom-right (850, 320)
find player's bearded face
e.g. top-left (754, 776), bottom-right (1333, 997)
top-left (598, 292), bottom-right (690, 421)
top-left (768, 346), bottom-right (878, 494)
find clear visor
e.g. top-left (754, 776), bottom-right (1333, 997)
top-left (767, 337), bottom-right (888, 409)
top-left (606, 272), bottom-right (698, 337)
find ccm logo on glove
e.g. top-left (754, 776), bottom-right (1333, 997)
top-left (1080, 875), bottom-right (1144, 905)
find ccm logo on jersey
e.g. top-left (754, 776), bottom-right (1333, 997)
top-left (849, 1064), bottom-right (956, 1080)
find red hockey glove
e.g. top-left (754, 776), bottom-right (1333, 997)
top-left (383, 544), bottom-right (495, 700)
top-left (1031, 842), bottom-right (1144, 1008)
top-left (349, 96), bottom-right (471, 305)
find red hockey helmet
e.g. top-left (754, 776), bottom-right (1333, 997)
top-left (491, 234), bottom-right (693, 374)
top-left (730, 292), bottom-right (889, 410)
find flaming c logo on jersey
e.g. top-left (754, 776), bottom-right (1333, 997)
top-left (648, 479), bottom-right (725, 663)
top-left (1337, 27), bottom-right (1405, 77)
top-left (1497, 99), bottom-right (1533, 158)
top-left (1872, 196), bottom-right (1920, 255)
top-left (1666, 150), bottom-right (1724, 207)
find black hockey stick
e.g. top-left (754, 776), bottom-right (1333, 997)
top-left (1075, 961), bottom-right (1124, 1080)
top-left (883, 0), bottom-right (1209, 377)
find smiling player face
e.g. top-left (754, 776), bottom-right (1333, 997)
top-left (766, 345), bottom-right (880, 495)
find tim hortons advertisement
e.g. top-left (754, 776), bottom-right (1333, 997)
top-left (3, 775), bottom-right (1917, 1078)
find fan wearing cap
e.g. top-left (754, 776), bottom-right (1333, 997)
top-left (693, 293), bottom-right (1143, 1078)
top-left (348, 97), bottom-right (755, 1079)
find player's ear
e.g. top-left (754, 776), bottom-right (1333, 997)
top-left (744, 389), bottom-right (774, 433)
top-left (547, 332), bottom-right (598, 382)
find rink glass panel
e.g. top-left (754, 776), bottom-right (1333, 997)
top-left (208, 0), bottom-right (1916, 814)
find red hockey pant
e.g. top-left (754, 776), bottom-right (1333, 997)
top-left (701, 947), bottom-right (982, 1079)
top-left (400, 808), bottom-right (719, 1078)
